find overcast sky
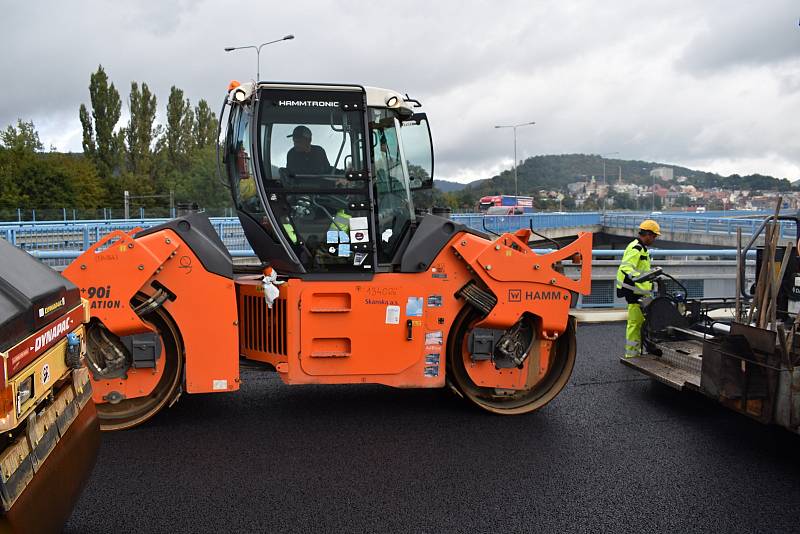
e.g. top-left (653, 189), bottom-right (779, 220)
top-left (2, 0), bottom-right (799, 183)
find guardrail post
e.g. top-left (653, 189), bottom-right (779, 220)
top-left (82, 227), bottom-right (90, 250)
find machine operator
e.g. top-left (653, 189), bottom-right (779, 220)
top-left (286, 125), bottom-right (332, 177)
top-left (616, 219), bottom-right (661, 358)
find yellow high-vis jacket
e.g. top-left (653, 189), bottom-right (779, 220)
top-left (616, 238), bottom-right (653, 303)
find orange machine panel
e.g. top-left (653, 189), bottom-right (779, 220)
top-left (64, 228), bottom-right (240, 396)
top-left (138, 229), bottom-right (239, 394)
top-left (63, 230), bottom-right (178, 336)
top-left (238, 228), bottom-right (592, 390)
top-left (238, 257), bottom-right (474, 388)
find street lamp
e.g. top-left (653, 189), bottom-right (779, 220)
top-left (224, 34), bottom-right (295, 82)
top-left (652, 173), bottom-right (656, 211)
top-left (599, 151), bottom-right (619, 213)
top-left (494, 121), bottom-right (535, 198)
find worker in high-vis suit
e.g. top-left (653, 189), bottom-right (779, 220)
top-left (616, 219), bottom-right (660, 358)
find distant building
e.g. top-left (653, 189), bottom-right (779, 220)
top-left (650, 167), bottom-right (674, 181)
top-left (567, 181), bottom-right (586, 194)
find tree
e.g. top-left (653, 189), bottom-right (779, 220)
top-left (0, 120), bottom-right (106, 215)
top-left (80, 65), bottom-right (123, 180)
top-left (125, 81), bottom-right (159, 176)
top-left (194, 99), bottom-right (217, 149)
top-left (164, 86), bottom-right (194, 168)
top-left (610, 192), bottom-right (636, 210)
top-left (1, 120), bottom-right (43, 153)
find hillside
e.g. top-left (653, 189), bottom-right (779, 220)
top-left (434, 179), bottom-right (467, 192)
top-left (456, 154), bottom-right (794, 198)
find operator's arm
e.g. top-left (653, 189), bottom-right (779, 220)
top-left (314, 145), bottom-right (333, 174)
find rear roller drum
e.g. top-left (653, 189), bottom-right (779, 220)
top-left (88, 301), bottom-right (183, 431)
top-left (447, 307), bottom-right (576, 415)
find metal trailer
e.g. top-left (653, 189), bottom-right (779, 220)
top-left (622, 211), bottom-right (800, 434)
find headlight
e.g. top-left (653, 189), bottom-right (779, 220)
top-left (16, 375), bottom-right (33, 415)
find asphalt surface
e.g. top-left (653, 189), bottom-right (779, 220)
top-left (65, 323), bottom-right (800, 533)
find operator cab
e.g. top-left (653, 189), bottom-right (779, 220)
top-left (223, 82), bottom-right (433, 276)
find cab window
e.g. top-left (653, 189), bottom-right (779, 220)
top-left (256, 89), bottom-right (374, 273)
top-left (370, 109), bottom-right (414, 264)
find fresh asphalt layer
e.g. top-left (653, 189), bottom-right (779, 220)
top-left (65, 323), bottom-right (800, 533)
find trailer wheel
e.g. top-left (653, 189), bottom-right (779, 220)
top-left (93, 302), bottom-right (183, 431)
top-left (447, 307), bottom-right (576, 415)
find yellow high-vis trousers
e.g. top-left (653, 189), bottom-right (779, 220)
top-left (625, 303), bottom-right (644, 358)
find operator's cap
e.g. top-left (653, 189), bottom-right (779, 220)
top-left (639, 219), bottom-right (661, 235)
top-left (288, 125), bottom-right (312, 140)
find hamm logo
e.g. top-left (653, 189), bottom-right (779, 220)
top-left (508, 289), bottom-right (566, 302)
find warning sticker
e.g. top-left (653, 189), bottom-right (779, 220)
top-left (423, 366), bottom-right (439, 377)
top-left (406, 297), bottom-right (423, 317)
top-left (427, 295), bottom-right (442, 307)
top-left (350, 230), bottom-right (369, 244)
top-left (424, 331), bottom-right (443, 345)
top-left (385, 305), bottom-right (400, 324)
top-left (338, 244), bottom-right (351, 257)
top-left (354, 252), bottom-right (368, 266)
top-left (431, 264), bottom-right (447, 279)
top-left (350, 217), bottom-right (368, 230)
top-left (326, 230), bottom-right (338, 243)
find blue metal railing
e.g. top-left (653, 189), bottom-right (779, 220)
top-left (0, 211), bottom-right (779, 260)
top-left (28, 248), bottom-right (755, 260)
top-left (0, 213), bottom-right (603, 256)
top-left (603, 213), bottom-right (796, 239)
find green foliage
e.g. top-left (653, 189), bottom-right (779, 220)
top-left (80, 65), bottom-right (123, 180)
top-left (194, 100), bottom-right (217, 150)
top-left (0, 120), bottom-right (106, 215)
top-left (610, 192), bottom-right (636, 210)
top-left (1, 120), bottom-right (44, 152)
top-left (164, 86), bottom-right (195, 169)
top-left (125, 81), bottom-right (159, 177)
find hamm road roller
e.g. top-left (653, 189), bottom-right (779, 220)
top-left (64, 81), bottom-right (592, 430)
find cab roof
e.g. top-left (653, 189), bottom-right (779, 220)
top-left (234, 82), bottom-right (417, 115)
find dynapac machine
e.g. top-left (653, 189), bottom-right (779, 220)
top-left (0, 237), bottom-right (99, 532)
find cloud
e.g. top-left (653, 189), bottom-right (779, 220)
top-left (2, 0), bottom-right (799, 183)
top-left (677, 0), bottom-right (800, 76)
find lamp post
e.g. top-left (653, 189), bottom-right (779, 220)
top-left (494, 121), bottom-right (535, 198)
top-left (599, 151), bottom-right (619, 213)
top-left (652, 173), bottom-right (656, 211)
top-left (224, 34), bottom-right (295, 82)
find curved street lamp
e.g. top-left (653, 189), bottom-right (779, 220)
top-left (599, 151), bottom-right (619, 213)
top-left (494, 121), bottom-right (535, 198)
top-left (224, 34), bottom-right (295, 82)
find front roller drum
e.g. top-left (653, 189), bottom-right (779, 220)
top-left (447, 308), bottom-right (577, 415)
top-left (88, 303), bottom-right (183, 431)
